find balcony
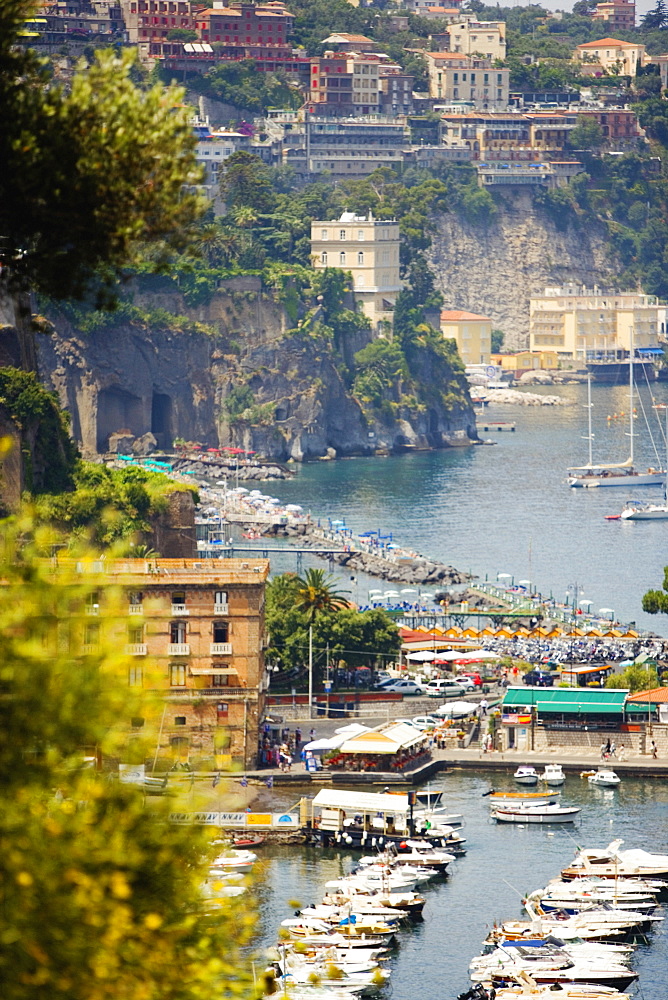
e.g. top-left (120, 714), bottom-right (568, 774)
top-left (82, 644), bottom-right (98, 655)
top-left (85, 605), bottom-right (100, 616)
top-left (126, 643), bottom-right (148, 656)
top-left (129, 605), bottom-right (144, 615)
top-left (171, 604), bottom-right (189, 615)
top-left (213, 603), bottom-right (228, 615)
top-left (168, 643), bottom-right (190, 655)
top-left (210, 642), bottom-right (232, 655)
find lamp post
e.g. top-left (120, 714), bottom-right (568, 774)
top-left (566, 583), bottom-right (584, 670)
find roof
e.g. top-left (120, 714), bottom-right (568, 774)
top-left (322, 32), bottom-right (375, 43)
top-left (339, 722), bottom-right (423, 754)
top-left (502, 687), bottom-right (629, 714)
top-left (577, 37), bottom-right (641, 47)
top-left (627, 687), bottom-right (668, 704)
top-left (441, 309), bottom-right (492, 322)
top-left (312, 789), bottom-right (409, 813)
top-left (426, 51), bottom-right (468, 60)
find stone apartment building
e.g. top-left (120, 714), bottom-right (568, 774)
top-left (592, 0), bottom-right (635, 31)
top-left (425, 52), bottom-right (510, 110)
top-left (311, 212), bottom-right (402, 332)
top-left (77, 557), bottom-right (269, 769)
top-left (447, 19), bottom-right (506, 61)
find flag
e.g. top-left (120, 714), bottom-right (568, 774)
top-left (212, 772), bottom-right (221, 788)
top-left (240, 776), bottom-right (248, 788)
top-left (266, 776), bottom-right (274, 789)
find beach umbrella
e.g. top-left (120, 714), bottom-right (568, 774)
top-left (401, 588), bottom-right (418, 594)
top-left (432, 650), bottom-right (462, 662)
top-left (406, 650), bottom-right (439, 662)
top-left (285, 504), bottom-right (302, 511)
top-left (457, 649), bottom-right (500, 661)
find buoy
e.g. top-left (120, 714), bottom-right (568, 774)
top-left (605, 514), bottom-right (621, 520)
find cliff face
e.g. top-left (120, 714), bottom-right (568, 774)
top-left (429, 190), bottom-right (614, 350)
top-left (36, 278), bottom-right (476, 462)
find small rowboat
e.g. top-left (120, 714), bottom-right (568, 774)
top-left (492, 803), bottom-right (581, 824)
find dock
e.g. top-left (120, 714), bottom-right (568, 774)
top-left (478, 421), bottom-right (516, 432)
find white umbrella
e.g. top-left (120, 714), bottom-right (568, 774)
top-left (384, 590), bottom-right (401, 597)
top-left (285, 504), bottom-right (302, 511)
top-left (456, 649), bottom-right (500, 661)
top-left (419, 592), bottom-right (434, 600)
top-left (406, 650), bottom-right (440, 662)
top-left (301, 738), bottom-right (335, 752)
top-left (216, 480), bottom-right (226, 486)
top-left (334, 723), bottom-right (370, 735)
top-left (369, 589), bottom-right (383, 595)
top-left (267, 498), bottom-right (281, 505)
top-left (433, 701), bottom-right (478, 718)
top-left (401, 588), bottom-right (418, 594)
top-left (433, 650), bottom-right (462, 662)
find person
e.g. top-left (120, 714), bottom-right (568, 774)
top-left (609, 741), bottom-right (616, 758)
top-left (651, 739), bottom-right (658, 759)
top-left (618, 743), bottom-right (626, 761)
top-left (295, 727), bottom-right (302, 748)
top-left (480, 698), bottom-right (488, 717)
top-left (600, 742), bottom-right (608, 760)
top-left (309, 728), bottom-right (316, 741)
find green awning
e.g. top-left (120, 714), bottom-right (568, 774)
top-left (502, 687), bottom-right (629, 715)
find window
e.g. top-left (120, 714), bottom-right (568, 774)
top-left (173, 717), bottom-right (187, 726)
top-left (357, 229), bottom-right (365, 241)
top-left (170, 621), bottom-right (187, 643)
top-left (217, 702), bottom-right (229, 719)
top-left (339, 251), bottom-right (346, 265)
top-left (213, 621), bottom-right (229, 642)
top-left (320, 229), bottom-right (328, 240)
top-left (170, 664), bottom-right (186, 686)
top-left (128, 666), bottom-right (143, 687)
top-left (171, 590), bottom-right (186, 605)
top-left (357, 275), bottom-right (365, 287)
top-left (339, 229), bottom-right (346, 240)
top-left (213, 675), bottom-right (229, 687)
top-left (129, 591), bottom-right (143, 606)
top-left (131, 717), bottom-right (145, 728)
top-left (84, 623), bottom-right (99, 648)
top-left (357, 251), bottom-right (364, 264)
top-left (321, 251), bottom-right (328, 265)
top-left (128, 626), bottom-right (144, 644)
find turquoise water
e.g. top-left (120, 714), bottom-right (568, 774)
top-left (246, 382), bottom-right (668, 634)
top-left (254, 771), bottom-right (668, 998)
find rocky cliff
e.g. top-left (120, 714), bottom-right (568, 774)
top-left (430, 190), bottom-right (614, 350)
top-left (36, 278), bottom-right (476, 462)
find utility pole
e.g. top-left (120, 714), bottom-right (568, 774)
top-left (308, 622), bottom-right (313, 718)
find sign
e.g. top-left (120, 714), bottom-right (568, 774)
top-left (217, 812), bottom-right (247, 827)
top-left (119, 764), bottom-right (145, 785)
top-left (193, 811), bottom-right (223, 826)
top-left (273, 813), bottom-right (298, 827)
top-left (324, 681), bottom-right (332, 692)
top-left (246, 812), bottom-right (272, 827)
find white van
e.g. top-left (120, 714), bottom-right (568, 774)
top-left (425, 678), bottom-right (466, 698)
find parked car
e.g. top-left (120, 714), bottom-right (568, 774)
top-left (372, 677), bottom-right (396, 691)
top-left (411, 715), bottom-right (441, 730)
top-left (379, 678), bottom-right (424, 696)
top-left (523, 669), bottom-right (555, 687)
top-left (375, 670), bottom-right (392, 682)
top-left (453, 676), bottom-right (477, 692)
top-left (425, 679), bottom-right (466, 698)
top-left (459, 671), bottom-right (483, 687)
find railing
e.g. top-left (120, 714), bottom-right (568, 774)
top-left (213, 604), bottom-right (229, 615)
top-left (126, 643), bottom-right (147, 656)
top-left (171, 605), bottom-right (189, 615)
top-left (82, 644), bottom-right (98, 655)
top-left (167, 643), bottom-right (190, 655)
top-left (85, 605), bottom-right (100, 615)
top-left (211, 642), bottom-right (232, 655)
top-left (129, 605), bottom-right (144, 616)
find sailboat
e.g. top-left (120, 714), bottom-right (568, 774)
top-left (568, 339), bottom-right (665, 488)
top-left (621, 409), bottom-right (668, 519)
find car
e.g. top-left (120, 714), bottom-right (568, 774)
top-left (411, 715), bottom-right (441, 730)
top-left (460, 671), bottom-right (483, 687)
top-left (453, 676), bottom-right (477, 692)
top-left (425, 679), bottom-right (466, 698)
top-left (379, 679), bottom-right (424, 696)
top-left (375, 670), bottom-right (392, 683)
top-left (523, 669), bottom-right (555, 687)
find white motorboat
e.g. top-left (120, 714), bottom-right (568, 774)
top-left (459, 983), bottom-right (630, 1000)
top-left (492, 803), bottom-right (581, 825)
top-left (621, 406), bottom-right (668, 517)
top-left (210, 848), bottom-right (257, 872)
top-left (562, 839), bottom-right (668, 881)
top-left (540, 764), bottom-right (566, 786)
top-left (514, 766), bottom-right (539, 786)
top-left (587, 770), bottom-right (621, 788)
top-left (469, 942), bottom-right (637, 991)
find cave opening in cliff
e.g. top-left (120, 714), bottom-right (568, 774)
top-left (151, 392), bottom-right (173, 449)
top-left (97, 387), bottom-right (144, 452)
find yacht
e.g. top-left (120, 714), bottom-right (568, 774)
top-left (540, 763), bottom-right (566, 786)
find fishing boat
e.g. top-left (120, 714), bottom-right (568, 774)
top-left (587, 770), bottom-right (621, 788)
top-left (568, 361), bottom-right (665, 488)
top-left (540, 764), bottom-right (566, 786)
top-left (492, 803), bottom-right (581, 825)
top-left (488, 790), bottom-right (560, 807)
top-left (513, 765), bottom-right (540, 786)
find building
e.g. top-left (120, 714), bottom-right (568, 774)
top-left (500, 687), bottom-right (629, 751)
top-left (529, 285), bottom-right (664, 362)
top-left (91, 558), bottom-right (269, 769)
top-left (309, 53), bottom-right (354, 116)
top-left (440, 309), bottom-right (492, 365)
top-left (289, 117), bottom-right (409, 178)
top-left (447, 19), bottom-right (506, 61)
top-left (378, 63), bottom-right (414, 116)
top-left (120, 0), bottom-right (199, 55)
top-left (193, 121), bottom-right (252, 211)
top-left (655, 53), bottom-right (668, 90)
top-left (492, 350), bottom-right (560, 374)
top-left (311, 212), bottom-right (402, 332)
top-left (592, 0), bottom-right (635, 31)
top-left (575, 37), bottom-right (646, 76)
top-left (195, 1), bottom-right (293, 54)
top-left (320, 32), bottom-right (379, 53)
top-left (425, 52), bottom-right (509, 110)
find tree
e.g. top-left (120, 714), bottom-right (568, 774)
top-left (294, 568), bottom-right (350, 623)
top-left (353, 339), bottom-right (408, 408)
top-left (0, 3), bottom-right (202, 302)
top-left (166, 27), bottom-right (198, 41)
top-left (568, 115), bottom-right (605, 151)
top-left (642, 566), bottom-right (668, 615)
top-left (641, 0), bottom-right (668, 29)
top-left (572, 0), bottom-right (598, 14)
top-left (491, 329), bottom-right (505, 353)
top-left (219, 151), bottom-right (276, 214)
top-left (0, 519), bottom-right (255, 1000)
top-left (605, 665), bottom-right (658, 692)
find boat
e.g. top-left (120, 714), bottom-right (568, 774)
top-left (621, 407), bottom-right (668, 518)
top-left (492, 803), bottom-right (581, 824)
top-left (561, 839), bottom-right (668, 881)
top-left (587, 770), bottom-right (621, 788)
top-left (488, 790), bottom-right (560, 807)
top-left (513, 766), bottom-right (539, 786)
top-left (469, 941), bottom-right (638, 991)
top-left (540, 764), bottom-right (566, 786)
top-left (458, 982), bottom-right (631, 1000)
top-left (210, 848), bottom-right (257, 872)
top-left (568, 361), bottom-right (665, 488)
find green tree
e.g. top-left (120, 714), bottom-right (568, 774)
top-left (0, 519), bottom-right (254, 1000)
top-left (572, 0), bottom-right (598, 14)
top-left (1, 2), bottom-right (202, 301)
top-left (294, 568), bottom-right (350, 623)
top-left (219, 151), bottom-right (276, 214)
top-left (353, 339), bottom-right (408, 408)
top-left (491, 329), bottom-right (505, 353)
top-left (568, 115), bottom-right (605, 150)
top-left (642, 0), bottom-right (668, 29)
top-left (643, 566), bottom-right (668, 615)
top-left (605, 665), bottom-right (659, 692)
top-left (166, 27), bottom-right (198, 41)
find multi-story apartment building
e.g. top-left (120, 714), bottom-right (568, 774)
top-left (195, 1), bottom-right (293, 53)
top-left (320, 31), bottom-right (379, 53)
top-left (447, 19), bottom-right (506, 61)
top-left (529, 286), bottom-right (663, 362)
top-left (120, 0), bottom-right (198, 53)
top-left (378, 63), bottom-right (414, 116)
top-left (592, 0), bottom-right (635, 31)
top-left (288, 118), bottom-right (409, 178)
top-left (440, 309), bottom-right (492, 365)
top-left (575, 37), bottom-right (646, 76)
top-left (193, 120), bottom-right (252, 211)
top-left (85, 558), bottom-right (269, 769)
top-left (311, 212), bottom-right (402, 332)
top-left (425, 52), bottom-right (509, 109)
top-left (309, 53), bottom-right (354, 116)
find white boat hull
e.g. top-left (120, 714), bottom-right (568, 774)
top-left (514, 775), bottom-right (539, 786)
top-left (621, 505), bottom-right (668, 520)
top-left (492, 807), bottom-right (580, 824)
top-left (570, 471), bottom-right (664, 488)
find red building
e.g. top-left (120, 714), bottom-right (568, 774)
top-left (196, 1), bottom-right (293, 57)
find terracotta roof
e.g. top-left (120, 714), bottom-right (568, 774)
top-left (577, 37), bottom-right (640, 47)
top-left (426, 51), bottom-right (467, 59)
top-left (441, 309), bottom-right (491, 322)
top-left (323, 32), bottom-right (375, 43)
top-left (627, 687), bottom-right (668, 704)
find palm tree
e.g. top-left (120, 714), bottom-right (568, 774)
top-left (293, 569), bottom-right (349, 712)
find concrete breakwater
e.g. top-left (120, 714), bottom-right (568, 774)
top-left (261, 522), bottom-right (470, 587)
top-left (172, 456), bottom-right (294, 481)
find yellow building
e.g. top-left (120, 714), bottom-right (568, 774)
top-left (441, 309), bottom-right (492, 365)
top-left (448, 19), bottom-right (506, 61)
top-left (575, 37), bottom-right (646, 75)
top-left (529, 286), bottom-right (663, 362)
top-left (491, 351), bottom-right (559, 372)
top-left (425, 52), bottom-right (510, 109)
top-left (78, 557), bottom-right (269, 769)
top-left (311, 212), bottom-right (402, 332)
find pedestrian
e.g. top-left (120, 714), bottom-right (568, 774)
top-left (651, 739), bottom-right (658, 759)
top-left (600, 742), bottom-right (608, 760)
top-left (295, 727), bottom-right (302, 748)
top-left (309, 728), bottom-right (316, 741)
top-left (618, 743), bottom-right (625, 761)
top-left (480, 698), bottom-right (488, 717)
top-left (609, 741), bottom-right (617, 758)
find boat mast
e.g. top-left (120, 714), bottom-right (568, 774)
top-left (628, 327), bottom-right (634, 465)
top-left (584, 374), bottom-right (593, 467)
